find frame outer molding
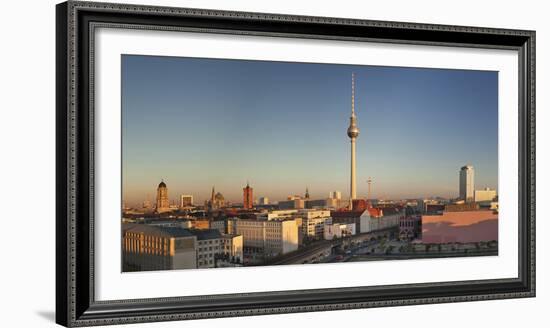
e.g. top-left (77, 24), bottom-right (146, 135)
top-left (56, 1), bottom-right (535, 326)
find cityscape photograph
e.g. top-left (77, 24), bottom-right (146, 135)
top-left (121, 55), bottom-right (499, 272)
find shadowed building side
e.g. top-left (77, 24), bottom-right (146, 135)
top-left (122, 224), bottom-right (197, 272)
top-left (459, 165), bottom-right (475, 202)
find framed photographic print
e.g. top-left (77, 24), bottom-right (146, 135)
top-left (56, 1), bottom-right (535, 326)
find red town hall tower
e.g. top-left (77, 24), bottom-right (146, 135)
top-left (243, 182), bottom-right (253, 209)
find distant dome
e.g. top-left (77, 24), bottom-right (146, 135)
top-left (214, 192), bottom-right (224, 201)
top-left (158, 181), bottom-right (167, 188)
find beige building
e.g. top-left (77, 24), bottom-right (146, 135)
top-left (255, 210), bottom-right (306, 245)
top-left (417, 199), bottom-right (440, 213)
top-left (359, 209), bottom-right (402, 233)
top-left (235, 219), bottom-right (299, 257)
top-left (210, 220), bottom-right (227, 234)
top-left (299, 210), bottom-right (332, 239)
top-left (226, 217), bottom-right (239, 235)
top-left (259, 209), bottom-right (298, 221)
top-left (147, 219), bottom-right (192, 229)
top-left (474, 187), bottom-right (497, 202)
top-left (193, 229), bottom-right (223, 268)
top-left (122, 224), bottom-right (197, 271)
top-left (258, 197), bottom-right (269, 205)
top-left (324, 222), bottom-right (356, 240)
top-left (299, 209), bottom-right (331, 219)
top-left (278, 198), bottom-right (305, 210)
top-left (329, 191), bottom-right (342, 200)
top-left (221, 234), bottom-right (243, 263)
top-left (303, 216), bottom-right (332, 239)
top-left (192, 229), bottom-right (243, 268)
top-left (325, 198), bottom-right (344, 209)
top-left (155, 181), bottom-right (171, 213)
top-left (179, 194), bottom-right (193, 207)
top-left (459, 165), bottom-right (475, 201)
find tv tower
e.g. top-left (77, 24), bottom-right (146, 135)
top-left (347, 73), bottom-right (360, 210)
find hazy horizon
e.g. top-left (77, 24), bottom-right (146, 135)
top-left (122, 55), bottom-right (498, 206)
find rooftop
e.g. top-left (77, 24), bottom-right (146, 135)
top-left (123, 223), bottom-right (194, 238)
top-left (189, 229), bottom-right (223, 240)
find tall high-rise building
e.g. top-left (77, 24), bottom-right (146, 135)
top-left (459, 165), bottom-right (475, 202)
top-left (305, 187), bottom-right (310, 200)
top-left (156, 180), bottom-right (170, 213)
top-left (347, 73), bottom-right (360, 209)
top-left (258, 197), bottom-right (269, 205)
top-left (243, 182), bottom-right (253, 209)
top-left (329, 191), bottom-right (342, 200)
top-left (180, 194), bottom-right (193, 207)
top-left (367, 177), bottom-right (373, 201)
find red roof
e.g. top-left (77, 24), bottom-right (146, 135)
top-left (368, 208), bottom-right (383, 217)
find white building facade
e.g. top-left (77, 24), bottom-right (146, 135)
top-left (298, 210), bottom-right (332, 239)
top-left (324, 222), bottom-right (356, 240)
top-left (235, 219), bottom-right (299, 256)
top-left (359, 210), bottom-right (401, 234)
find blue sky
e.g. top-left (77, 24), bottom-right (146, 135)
top-left (122, 55), bottom-right (498, 205)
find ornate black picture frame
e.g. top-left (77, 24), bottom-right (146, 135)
top-left (56, 1), bottom-right (535, 326)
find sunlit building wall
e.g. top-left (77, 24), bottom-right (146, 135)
top-left (323, 222), bottom-right (356, 240)
top-left (179, 194), bottom-right (193, 207)
top-left (474, 187), bottom-right (497, 202)
top-left (235, 219), bottom-right (299, 256)
top-left (156, 181), bottom-right (170, 213)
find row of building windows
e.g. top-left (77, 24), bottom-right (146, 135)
top-left (124, 236), bottom-right (170, 256)
top-left (198, 259), bottom-right (214, 266)
top-left (198, 246), bottom-right (220, 252)
top-left (198, 239), bottom-right (219, 245)
top-left (125, 239), bottom-right (168, 248)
